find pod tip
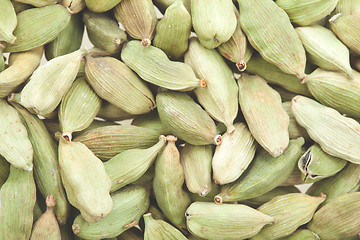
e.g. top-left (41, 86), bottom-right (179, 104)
top-left (72, 224), bottom-right (81, 234)
top-left (166, 135), bottom-right (177, 142)
top-left (46, 195), bottom-right (56, 209)
top-left (141, 38), bottom-right (151, 47)
top-left (236, 60), bottom-right (247, 72)
top-left (214, 135), bottom-right (222, 145)
top-left (199, 79), bottom-right (207, 88)
top-left (214, 195), bottom-right (223, 205)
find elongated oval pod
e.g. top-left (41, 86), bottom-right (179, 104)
top-left (20, 48), bottom-right (86, 116)
top-left (212, 122), bottom-right (256, 185)
top-left (85, 55), bottom-right (155, 115)
top-left (105, 135), bottom-right (166, 192)
top-left (238, 74), bottom-right (289, 157)
top-left (246, 54), bottom-right (312, 97)
top-left (276, 0), bottom-right (338, 26)
top-left (251, 193), bottom-right (326, 240)
top-left (291, 96), bottom-right (360, 163)
top-left (0, 0), bottom-right (17, 44)
top-left (4, 5), bottom-right (71, 53)
top-left (334, 0), bottom-right (360, 15)
top-left (191, 0), bottom-right (236, 49)
top-left (30, 195), bottom-right (61, 240)
top-left (59, 77), bottom-right (102, 142)
top-left (10, 102), bottom-right (70, 224)
top-left (122, 40), bottom-right (205, 91)
top-left (82, 10), bottom-right (127, 55)
top-left (74, 125), bottom-right (160, 160)
top-left (307, 192), bottom-right (360, 240)
top-left (97, 101), bottom-right (135, 121)
top-left (0, 166), bottom-right (36, 239)
top-left (157, 91), bottom-right (221, 145)
top-left (72, 186), bottom-right (150, 239)
top-left (238, 0), bottom-right (306, 80)
top-left (0, 46), bottom-right (43, 98)
top-left (296, 25), bottom-right (352, 78)
top-left (0, 99), bottom-right (33, 171)
top-left (306, 163), bottom-right (360, 205)
top-left (298, 143), bottom-right (347, 183)
top-left (153, 136), bottom-right (191, 229)
top-left (132, 111), bottom-right (172, 135)
top-left (143, 213), bottom-right (188, 240)
top-left (154, 0), bottom-right (191, 13)
top-left (114, 0), bottom-right (157, 46)
top-left (58, 134), bottom-right (112, 222)
top-left (0, 155), bottom-right (10, 188)
top-left (85, 0), bottom-right (121, 12)
top-left (215, 137), bottom-right (305, 203)
top-left (282, 101), bottom-right (311, 141)
top-left (330, 14), bottom-right (360, 55)
top-left (218, 8), bottom-right (252, 71)
top-left (45, 13), bottom-right (84, 60)
top-left (186, 202), bottom-right (275, 240)
top-left (153, 0), bottom-right (191, 60)
top-left (185, 38), bottom-right (238, 132)
top-left (181, 144), bottom-right (213, 196)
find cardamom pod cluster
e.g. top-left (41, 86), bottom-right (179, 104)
top-left (1, 0), bottom-right (360, 239)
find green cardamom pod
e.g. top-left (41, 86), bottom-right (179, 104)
top-left (62, 0), bottom-right (85, 13)
top-left (212, 122), bottom-right (256, 185)
top-left (0, 166), bottom-right (36, 239)
top-left (238, 0), bottom-right (306, 80)
top-left (132, 164), bottom-right (155, 186)
top-left (132, 111), bottom-right (172, 135)
top-left (4, 5), bottom-right (71, 53)
top-left (153, 0), bottom-right (191, 60)
top-left (280, 165), bottom-right (306, 186)
top-left (114, 0), bottom-right (157, 46)
top-left (0, 155), bottom-right (10, 188)
top-left (282, 101), bottom-right (311, 141)
top-left (215, 137), bottom-right (305, 203)
top-left (238, 74), bottom-right (289, 157)
top-left (334, 0), bottom-right (360, 15)
top-left (185, 37), bottom-right (239, 132)
top-left (33, 199), bottom-right (43, 223)
top-left (72, 186), bottom-right (150, 239)
top-left (85, 0), bottom-right (121, 12)
top-left (157, 91), bottom-right (221, 145)
top-left (122, 40), bottom-right (205, 91)
top-left (0, 0), bottom-right (17, 44)
top-left (153, 136), bottom-right (191, 229)
top-left (186, 202), bottom-right (275, 240)
top-left (188, 181), bottom-right (221, 203)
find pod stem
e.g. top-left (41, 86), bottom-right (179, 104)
top-left (214, 195), bottom-right (223, 205)
top-left (236, 60), bottom-right (247, 72)
top-left (141, 38), bottom-right (151, 47)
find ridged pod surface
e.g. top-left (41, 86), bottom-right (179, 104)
top-left (105, 135), bottom-right (166, 192)
top-left (45, 13), bottom-right (84, 60)
top-left (334, 0), bottom-right (360, 15)
top-left (212, 122), bottom-right (256, 185)
top-left (114, 0), bottom-right (157, 46)
top-left (143, 213), bottom-right (188, 240)
top-left (72, 186), bottom-right (150, 239)
top-left (291, 96), bottom-right (360, 163)
top-left (181, 144), bottom-right (213, 196)
top-left (97, 101), bottom-right (135, 121)
top-left (0, 46), bottom-right (43, 98)
top-left (0, 0), bottom-right (17, 44)
top-left (185, 38), bottom-right (238, 133)
top-left (251, 193), bottom-right (326, 240)
top-left (191, 0), bottom-right (236, 49)
top-left (282, 102), bottom-right (311, 141)
top-left (85, 55), bottom-right (155, 115)
top-left (186, 202), bottom-right (275, 240)
top-left (296, 25), bottom-right (353, 78)
top-left (11, 102), bottom-right (70, 225)
top-left (153, 136), bottom-right (191, 229)
top-left (132, 111), bottom-right (172, 135)
top-left (20, 48), bottom-right (86, 116)
top-left (62, 0), bottom-right (86, 13)
top-left (5, 5), bottom-right (71, 53)
top-left (14, 0), bottom-right (59, 7)
top-left (307, 192), bottom-right (360, 240)
top-left (276, 0), bottom-right (338, 26)
top-left (281, 229), bottom-right (319, 240)
top-left (238, 74), bottom-right (289, 157)
top-left (215, 137), bottom-right (305, 203)
top-left (30, 195), bottom-right (61, 240)
top-left (153, 0), bottom-right (191, 60)
top-left (237, 0), bottom-right (306, 80)
top-left (122, 40), bottom-right (204, 91)
top-left (0, 166), bottom-right (36, 240)
top-left (59, 77), bottom-right (101, 141)
top-left (74, 125), bottom-right (160, 160)
top-left (157, 91), bottom-right (221, 145)
top-left (58, 135), bottom-right (112, 222)
top-left (85, 0), bottom-right (121, 12)
top-left (0, 99), bottom-right (33, 171)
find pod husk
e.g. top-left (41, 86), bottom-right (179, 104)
top-left (0, 0), bottom-right (17, 44)
top-left (334, 0), bottom-right (360, 15)
top-left (282, 101), bottom-right (311, 141)
top-left (62, 0), bottom-right (85, 13)
top-left (132, 111), bottom-right (172, 135)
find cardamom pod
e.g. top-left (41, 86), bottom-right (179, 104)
top-left (238, 0), bottom-right (306, 80)
top-left (280, 165), bottom-right (307, 186)
top-left (185, 37), bottom-right (238, 132)
top-left (334, 0), bottom-right (360, 15)
top-left (62, 0), bottom-right (85, 13)
top-left (238, 74), bottom-right (289, 157)
top-left (33, 199), bottom-right (43, 223)
top-left (153, 136), bottom-right (191, 229)
top-left (282, 101), bottom-right (311, 141)
top-left (188, 181), bottom-right (221, 203)
top-left (212, 122), bottom-right (256, 185)
top-left (0, 0), bottom-right (17, 44)
top-left (296, 25), bottom-right (353, 78)
top-left (186, 202), bottom-right (275, 240)
top-left (122, 40), bottom-right (205, 91)
top-left (85, 0), bottom-right (122, 12)
top-left (132, 111), bottom-right (172, 135)
top-left (156, 91), bottom-right (221, 145)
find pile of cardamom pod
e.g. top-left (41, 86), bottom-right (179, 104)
top-left (1, 0), bottom-right (360, 239)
